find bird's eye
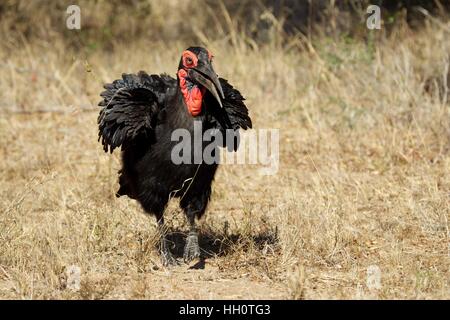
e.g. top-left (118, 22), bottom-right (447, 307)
top-left (182, 51), bottom-right (198, 68)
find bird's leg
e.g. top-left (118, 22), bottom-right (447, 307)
top-left (158, 217), bottom-right (177, 266)
top-left (183, 210), bottom-right (201, 262)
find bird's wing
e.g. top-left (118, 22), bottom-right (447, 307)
top-left (220, 78), bottom-right (252, 130)
top-left (205, 78), bottom-right (252, 152)
top-left (98, 71), bottom-right (176, 153)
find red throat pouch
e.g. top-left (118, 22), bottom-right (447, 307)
top-left (178, 69), bottom-right (205, 116)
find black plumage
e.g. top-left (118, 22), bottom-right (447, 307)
top-left (98, 47), bottom-right (251, 265)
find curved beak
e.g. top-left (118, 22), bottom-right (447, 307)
top-left (188, 63), bottom-right (224, 108)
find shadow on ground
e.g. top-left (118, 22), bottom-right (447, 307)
top-left (163, 226), bottom-right (279, 268)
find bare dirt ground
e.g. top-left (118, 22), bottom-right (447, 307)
top-left (0, 14), bottom-right (449, 299)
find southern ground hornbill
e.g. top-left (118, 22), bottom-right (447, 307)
top-left (98, 47), bottom-right (252, 265)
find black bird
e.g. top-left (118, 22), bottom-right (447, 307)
top-left (98, 47), bottom-right (252, 265)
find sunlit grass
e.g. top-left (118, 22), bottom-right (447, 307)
top-left (0, 3), bottom-right (449, 299)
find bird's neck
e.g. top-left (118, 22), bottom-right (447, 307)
top-left (177, 69), bottom-right (205, 116)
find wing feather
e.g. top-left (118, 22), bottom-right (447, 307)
top-left (219, 78), bottom-right (252, 130)
top-left (98, 72), bottom-right (176, 153)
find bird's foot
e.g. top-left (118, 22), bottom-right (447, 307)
top-left (160, 238), bottom-right (179, 267)
top-left (161, 249), bottom-right (179, 267)
top-left (183, 231), bottom-right (201, 263)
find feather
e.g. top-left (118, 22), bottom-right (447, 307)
top-left (98, 72), bottom-right (176, 153)
top-left (219, 78), bottom-right (252, 130)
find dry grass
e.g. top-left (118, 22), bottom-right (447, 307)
top-left (0, 5), bottom-right (449, 299)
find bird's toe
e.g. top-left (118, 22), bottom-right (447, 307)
top-left (183, 234), bottom-right (201, 263)
top-left (161, 250), bottom-right (179, 267)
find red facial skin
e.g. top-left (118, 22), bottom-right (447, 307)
top-left (207, 49), bottom-right (213, 61)
top-left (178, 68), bottom-right (205, 116)
top-left (178, 50), bottom-right (211, 116)
top-left (182, 50), bottom-right (198, 68)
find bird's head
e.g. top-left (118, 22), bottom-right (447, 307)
top-left (177, 47), bottom-right (224, 116)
